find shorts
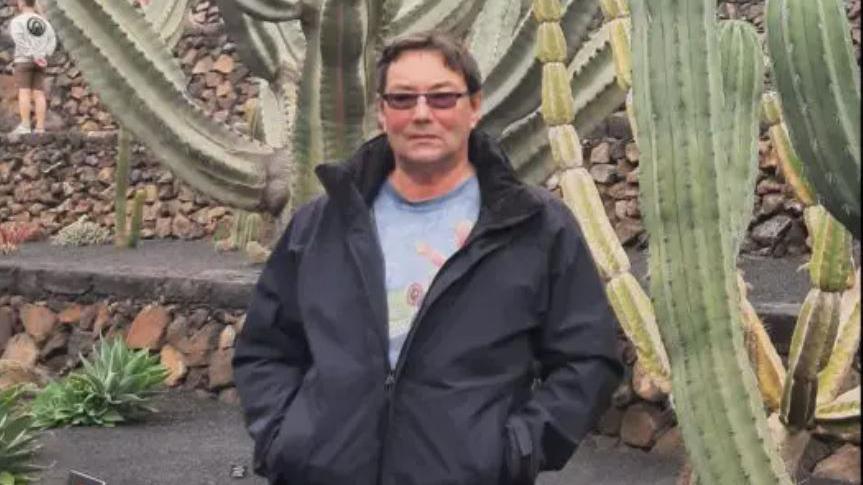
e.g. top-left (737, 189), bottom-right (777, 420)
top-left (13, 62), bottom-right (46, 91)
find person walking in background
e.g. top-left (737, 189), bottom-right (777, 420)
top-left (9, 0), bottom-right (56, 135)
top-left (234, 30), bottom-right (622, 485)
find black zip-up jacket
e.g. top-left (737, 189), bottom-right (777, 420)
top-left (233, 131), bottom-right (623, 485)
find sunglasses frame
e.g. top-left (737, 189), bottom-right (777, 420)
top-left (380, 91), bottom-right (470, 110)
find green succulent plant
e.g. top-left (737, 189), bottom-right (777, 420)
top-left (29, 338), bottom-right (168, 429)
top-left (0, 387), bottom-right (41, 484)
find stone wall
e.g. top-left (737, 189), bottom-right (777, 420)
top-left (0, 132), bottom-right (244, 240)
top-left (1, 290), bottom-right (859, 483)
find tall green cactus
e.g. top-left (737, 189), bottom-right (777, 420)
top-left (630, 1), bottom-right (790, 483)
top-left (766, 0), bottom-right (861, 239)
top-left (114, 128), bottom-right (132, 247)
top-left (42, 0), bottom-right (624, 223)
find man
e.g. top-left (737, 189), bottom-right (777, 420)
top-left (234, 31), bottom-right (622, 485)
top-left (9, 0), bottom-right (56, 135)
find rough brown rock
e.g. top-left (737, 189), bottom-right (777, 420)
top-left (58, 303), bottom-right (83, 325)
top-left (179, 322), bottom-right (222, 367)
top-left (0, 359), bottom-right (46, 390)
top-left (208, 348), bottom-right (235, 390)
top-left (0, 306), bottom-right (14, 352)
top-left (812, 445), bottom-right (861, 484)
top-left (1, 334), bottom-right (39, 367)
top-left (20, 304), bottom-right (57, 344)
top-left (160, 344), bottom-right (188, 388)
top-left (126, 305), bottom-right (170, 350)
top-left (620, 403), bottom-right (672, 449)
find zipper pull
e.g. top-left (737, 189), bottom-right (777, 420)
top-left (384, 371), bottom-right (395, 392)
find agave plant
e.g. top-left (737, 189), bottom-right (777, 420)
top-left (29, 338), bottom-right (168, 429)
top-left (41, 0), bottom-right (626, 230)
top-left (0, 387), bottom-right (41, 484)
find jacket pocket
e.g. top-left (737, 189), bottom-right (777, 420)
top-left (265, 377), bottom-right (317, 482)
top-left (502, 419), bottom-right (538, 485)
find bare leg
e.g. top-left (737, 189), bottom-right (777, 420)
top-left (18, 88), bottom-right (32, 128)
top-left (33, 90), bottom-right (47, 132)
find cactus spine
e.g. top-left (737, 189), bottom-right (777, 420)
top-left (766, 0), bottom-right (861, 239)
top-left (630, 0), bottom-right (790, 483)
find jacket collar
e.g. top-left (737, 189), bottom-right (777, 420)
top-left (315, 130), bottom-right (543, 228)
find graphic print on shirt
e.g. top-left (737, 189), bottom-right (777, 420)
top-left (373, 177), bottom-right (480, 368)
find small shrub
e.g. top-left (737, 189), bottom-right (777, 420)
top-left (51, 217), bottom-right (111, 247)
top-left (0, 387), bottom-right (41, 484)
top-left (0, 223), bottom-right (41, 255)
top-left (30, 338), bottom-right (168, 429)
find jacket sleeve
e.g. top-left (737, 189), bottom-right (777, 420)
top-left (233, 215), bottom-right (312, 479)
top-left (505, 202), bottom-right (624, 482)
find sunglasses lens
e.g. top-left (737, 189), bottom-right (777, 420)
top-left (386, 94), bottom-right (418, 109)
top-left (426, 93), bottom-right (460, 109)
top-left (383, 92), bottom-right (465, 110)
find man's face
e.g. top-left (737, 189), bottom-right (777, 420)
top-left (377, 50), bottom-right (481, 169)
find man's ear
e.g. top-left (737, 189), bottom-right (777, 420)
top-left (469, 92), bottom-right (482, 128)
top-left (376, 99), bottom-right (387, 132)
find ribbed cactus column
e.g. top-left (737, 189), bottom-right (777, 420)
top-left (630, 0), bottom-right (790, 483)
top-left (761, 93), bottom-right (815, 207)
top-left (760, 92), bottom-right (858, 431)
top-left (766, 0), bottom-right (861, 239)
top-left (535, 0), bottom-right (671, 393)
top-left (114, 128), bottom-right (132, 247)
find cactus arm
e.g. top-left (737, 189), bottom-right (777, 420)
top-left (815, 386), bottom-right (861, 421)
top-left (257, 80), bottom-right (293, 149)
top-left (42, 0), bottom-right (284, 213)
top-left (761, 92), bottom-right (816, 206)
top-left (319, 0), bottom-right (369, 162)
top-left (631, 0), bottom-right (791, 483)
top-left (234, 0), bottom-right (306, 21)
top-left (292, 19), bottom-right (325, 205)
top-left (467, 1), bottom-right (523, 78)
top-left (766, 0), bottom-right (861, 238)
top-left (817, 270), bottom-right (861, 406)
top-left (387, 0), bottom-right (485, 38)
top-left (143, 0), bottom-right (192, 48)
top-left (738, 272), bottom-right (787, 412)
top-left (498, 29), bottom-right (625, 185)
top-left (805, 206), bottom-right (855, 293)
top-left (533, 0), bottom-right (670, 393)
top-left (780, 289), bottom-right (842, 429)
top-left (600, 0), bottom-right (631, 90)
top-left (814, 386), bottom-right (861, 444)
top-left (216, 0), bottom-right (306, 81)
top-left (127, 189), bottom-right (146, 248)
top-left (479, 0), bottom-right (600, 138)
top-left (719, 20), bottom-right (763, 255)
top-left (114, 128), bottom-right (132, 247)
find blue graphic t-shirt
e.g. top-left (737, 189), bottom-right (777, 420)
top-left (372, 175), bottom-right (481, 368)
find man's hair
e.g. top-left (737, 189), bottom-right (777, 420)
top-left (21, 0), bottom-right (37, 7)
top-left (376, 31), bottom-right (482, 95)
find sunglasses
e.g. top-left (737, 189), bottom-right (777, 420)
top-left (380, 91), bottom-right (469, 110)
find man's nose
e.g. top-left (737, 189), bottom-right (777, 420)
top-left (411, 96), bottom-right (432, 120)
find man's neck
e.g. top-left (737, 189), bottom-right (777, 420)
top-left (20, 7), bottom-right (35, 13)
top-left (388, 159), bottom-right (475, 203)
